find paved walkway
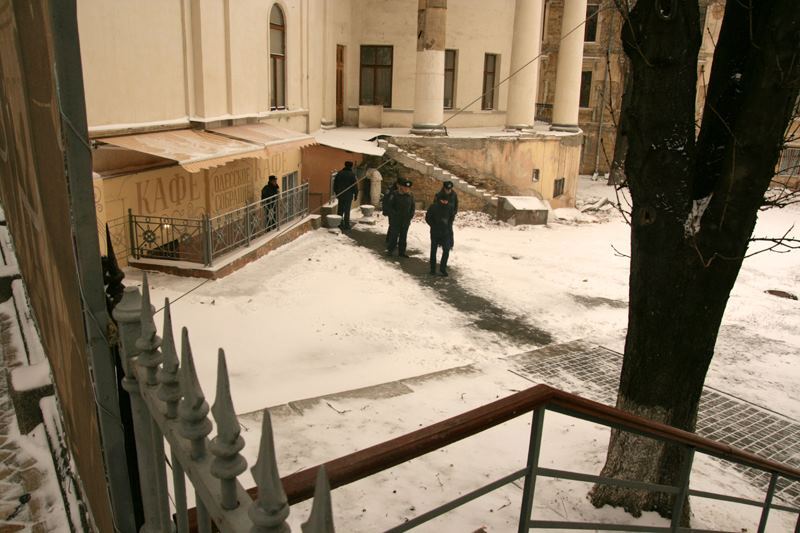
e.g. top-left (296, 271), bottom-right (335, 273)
top-left (508, 340), bottom-right (800, 506)
top-left (346, 226), bottom-right (554, 346)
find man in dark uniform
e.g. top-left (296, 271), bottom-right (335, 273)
top-left (261, 175), bottom-right (280, 230)
top-left (434, 180), bottom-right (458, 249)
top-left (426, 194), bottom-right (454, 276)
top-left (333, 161), bottom-right (358, 230)
top-left (386, 179), bottom-right (415, 257)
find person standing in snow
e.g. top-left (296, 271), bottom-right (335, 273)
top-left (261, 175), bottom-right (280, 230)
top-left (386, 179), bottom-right (415, 257)
top-left (434, 180), bottom-right (458, 249)
top-left (333, 161), bottom-right (358, 230)
top-left (382, 178), bottom-right (400, 247)
top-left (426, 193), bottom-right (454, 276)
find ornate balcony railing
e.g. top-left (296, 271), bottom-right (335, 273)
top-left (128, 183), bottom-right (309, 266)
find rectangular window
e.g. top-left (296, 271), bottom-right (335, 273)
top-left (585, 3), bottom-right (600, 42)
top-left (778, 148), bottom-right (800, 176)
top-left (482, 53), bottom-right (498, 110)
top-left (579, 71), bottom-right (592, 108)
top-left (554, 177), bottom-right (566, 198)
top-left (360, 45), bottom-right (393, 107)
top-left (444, 49), bottom-right (457, 109)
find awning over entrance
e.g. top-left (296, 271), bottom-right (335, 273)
top-left (209, 123), bottom-right (317, 155)
top-left (102, 129), bottom-right (265, 173)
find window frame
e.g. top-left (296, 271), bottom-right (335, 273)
top-left (444, 49), bottom-right (457, 109)
top-left (359, 45), bottom-right (394, 108)
top-left (579, 70), bottom-right (593, 109)
top-left (553, 177), bottom-right (566, 198)
top-left (778, 147), bottom-right (800, 176)
top-left (482, 53), bottom-right (498, 111)
top-left (584, 3), bottom-right (600, 43)
top-left (269, 4), bottom-right (286, 110)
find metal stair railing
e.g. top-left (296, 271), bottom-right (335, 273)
top-left (265, 384), bottom-right (800, 532)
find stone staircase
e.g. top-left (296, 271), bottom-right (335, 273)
top-left (376, 139), bottom-right (550, 225)
top-left (376, 139), bottom-right (500, 209)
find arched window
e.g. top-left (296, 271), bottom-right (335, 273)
top-left (269, 4), bottom-right (286, 110)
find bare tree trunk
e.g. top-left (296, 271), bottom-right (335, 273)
top-left (591, 0), bottom-right (800, 522)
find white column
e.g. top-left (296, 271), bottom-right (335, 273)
top-left (411, 0), bottom-right (447, 135)
top-left (505, 0), bottom-right (544, 130)
top-left (551, 0), bottom-right (588, 132)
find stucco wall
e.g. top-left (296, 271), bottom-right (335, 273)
top-left (78, 0), bottom-right (188, 126)
top-left (78, 0), bottom-right (317, 129)
top-left (301, 145), bottom-right (365, 206)
top-left (391, 133), bottom-right (581, 207)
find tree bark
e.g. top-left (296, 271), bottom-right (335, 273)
top-left (590, 0), bottom-right (800, 522)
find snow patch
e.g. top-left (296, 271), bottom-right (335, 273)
top-left (684, 194), bottom-right (713, 237)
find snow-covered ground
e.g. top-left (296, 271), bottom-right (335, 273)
top-left (127, 176), bottom-right (800, 531)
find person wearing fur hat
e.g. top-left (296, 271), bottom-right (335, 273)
top-left (434, 180), bottom-right (458, 249)
top-left (425, 193), bottom-right (454, 276)
top-left (386, 179), bottom-right (415, 257)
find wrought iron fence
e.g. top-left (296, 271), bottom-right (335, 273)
top-left (128, 214), bottom-right (206, 264)
top-left (113, 276), bottom-right (334, 533)
top-left (128, 184), bottom-right (309, 266)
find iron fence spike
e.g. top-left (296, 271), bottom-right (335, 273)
top-left (301, 466), bottom-right (335, 533)
top-left (136, 272), bottom-right (163, 386)
top-left (178, 327), bottom-right (212, 459)
top-left (210, 349), bottom-right (247, 510)
top-left (249, 409), bottom-right (290, 532)
top-left (157, 299), bottom-right (181, 418)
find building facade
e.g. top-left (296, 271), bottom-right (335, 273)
top-left (80, 0), bottom-right (603, 260)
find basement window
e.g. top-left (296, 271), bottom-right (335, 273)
top-left (554, 177), bottom-right (565, 197)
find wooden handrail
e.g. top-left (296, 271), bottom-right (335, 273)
top-left (259, 384), bottom-right (800, 505)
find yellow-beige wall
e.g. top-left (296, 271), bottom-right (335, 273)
top-left (77, 0), bottom-right (523, 133)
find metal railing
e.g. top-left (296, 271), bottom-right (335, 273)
top-left (128, 183), bottom-right (309, 266)
top-left (269, 385), bottom-right (800, 532)
top-left (113, 276), bottom-right (334, 533)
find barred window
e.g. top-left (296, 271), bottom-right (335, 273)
top-left (778, 147), bottom-right (800, 176)
top-left (554, 177), bottom-right (566, 197)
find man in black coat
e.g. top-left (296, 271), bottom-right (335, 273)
top-left (261, 175), bottom-right (280, 230)
top-left (426, 194), bottom-right (454, 276)
top-left (434, 180), bottom-right (458, 249)
top-left (386, 179), bottom-right (415, 257)
top-left (333, 161), bottom-right (358, 230)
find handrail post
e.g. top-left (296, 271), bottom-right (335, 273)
top-left (670, 446), bottom-right (694, 532)
top-left (203, 214), bottom-right (213, 266)
top-left (128, 208), bottom-right (138, 259)
top-left (245, 202), bottom-right (252, 246)
top-left (518, 408), bottom-right (545, 533)
top-left (757, 472), bottom-right (780, 533)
